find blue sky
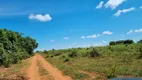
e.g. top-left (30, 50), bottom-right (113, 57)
top-left (0, 0), bottom-right (142, 51)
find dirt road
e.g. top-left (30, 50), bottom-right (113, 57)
top-left (26, 54), bottom-right (71, 80)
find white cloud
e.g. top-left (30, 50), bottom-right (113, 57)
top-left (102, 31), bottom-right (113, 35)
top-left (114, 7), bottom-right (135, 17)
top-left (87, 34), bottom-right (100, 39)
top-left (105, 0), bottom-right (126, 9)
top-left (64, 37), bottom-right (70, 40)
top-left (81, 36), bottom-right (86, 39)
top-left (134, 29), bottom-right (142, 33)
top-left (127, 30), bottom-right (133, 34)
top-left (96, 1), bottom-right (104, 9)
top-left (29, 14), bottom-right (52, 22)
top-left (50, 40), bottom-right (55, 43)
top-left (140, 6), bottom-right (142, 9)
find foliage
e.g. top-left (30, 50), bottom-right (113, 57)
top-left (42, 39), bottom-right (142, 79)
top-left (106, 65), bottom-right (118, 78)
top-left (89, 47), bottom-right (100, 57)
top-left (0, 29), bottom-right (38, 67)
top-left (68, 50), bottom-right (77, 58)
top-left (138, 40), bottom-right (142, 44)
top-left (109, 39), bottom-right (134, 45)
top-left (63, 57), bottom-right (70, 62)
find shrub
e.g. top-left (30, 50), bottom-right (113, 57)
top-left (139, 46), bottom-right (142, 57)
top-left (54, 52), bottom-right (61, 56)
top-left (13, 53), bottom-right (20, 64)
top-left (68, 50), bottom-right (77, 58)
top-left (89, 48), bottom-right (100, 57)
top-left (50, 55), bottom-right (54, 58)
top-left (63, 57), bottom-right (70, 62)
top-left (2, 53), bottom-right (12, 67)
top-left (60, 55), bottom-right (66, 59)
top-left (106, 65), bottom-right (118, 79)
top-left (74, 72), bottom-right (88, 79)
top-left (138, 40), bottom-right (142, 44)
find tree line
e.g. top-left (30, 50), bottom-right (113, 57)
top-left (0, 29), bottom-right (38, 67)
top-left (109, 39), bottom-right (142, 45)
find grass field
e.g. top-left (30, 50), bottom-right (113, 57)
top-left (41, 42), bottom-right (142, 80)
top-left (42, 54), bottom-right (142, 80)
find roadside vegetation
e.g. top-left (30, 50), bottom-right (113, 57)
top-left (0, 58), bottom-right (30, 80)
top-left (41, 39), bottom-right (142, 80)
top-left (0, 28), bottom-right (38, 67)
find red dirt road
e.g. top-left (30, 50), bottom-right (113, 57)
top-left (26, 54), bottom-right (71, 80)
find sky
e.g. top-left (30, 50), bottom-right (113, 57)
top-left (0, 0), bottom-right (142, 51)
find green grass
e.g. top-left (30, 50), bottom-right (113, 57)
top-left (37, 61), bottom-right (49, 76)
top-left (42, 54), bottom-right (142, 80)
top-left (0, 59), bottom-right (30, 79)
top-left (11, 61), bottom-right (29, 74)
top-left (41, 42), bottom-right (142, 79)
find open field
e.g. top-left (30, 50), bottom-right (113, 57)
top-left (41, 42), bottom-right (142, 80)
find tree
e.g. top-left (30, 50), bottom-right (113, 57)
top-left (138, 40), bottom-right (142, 44)
top-left (109, 40), bottom-right (134, 45)
top-left (109, 41), bottom-right (116, 45)
top-left (0, 29), bottom-right (38, 67)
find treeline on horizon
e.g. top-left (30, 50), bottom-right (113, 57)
top-left (0, 29), bottom-right (38, 67)
top-left (42, 39), bottom-right (142, 60)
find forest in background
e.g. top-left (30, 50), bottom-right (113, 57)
top-left (0, 29), bottom-right (38, 67)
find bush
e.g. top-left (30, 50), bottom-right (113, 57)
top-left (68, 50), bottom-right (77, 58)
top-left (74, 72), bottom-right (88, 79)
top-left (50, 55), bottom-right (54, 58)
top-left (138, 40), bottom-right (142, 44)
top-left (13, 53), bottom-right (20, 64)
top-left (106, 65), bottom-right (118, 79)
top-left (60, 55), bottom-right (66, 59)
top-left (63, 57), bottom-right (70, 62)
top-left (139, 46), bottom-right (142, 58)
top-left (2, 53), bottom-right (12, 67)
top-left (89, 48), bottom-right (100, 57)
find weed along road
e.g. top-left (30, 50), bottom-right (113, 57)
top-left (26, 54), bottom-right (72, 80)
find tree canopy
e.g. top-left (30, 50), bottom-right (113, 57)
top-left (0, 29), bottom-right (38, 67)
top-left (109, 39), bottom-right (134, 45)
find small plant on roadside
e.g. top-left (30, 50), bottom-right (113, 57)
top-left (93, 76), bottom-right (104, 80)
top-left (106, 65), bottom-right (118, 79)
top-left (63, 57), bottom-right (70, 62)
top-left (74, 72), bottom-right (89, 80)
